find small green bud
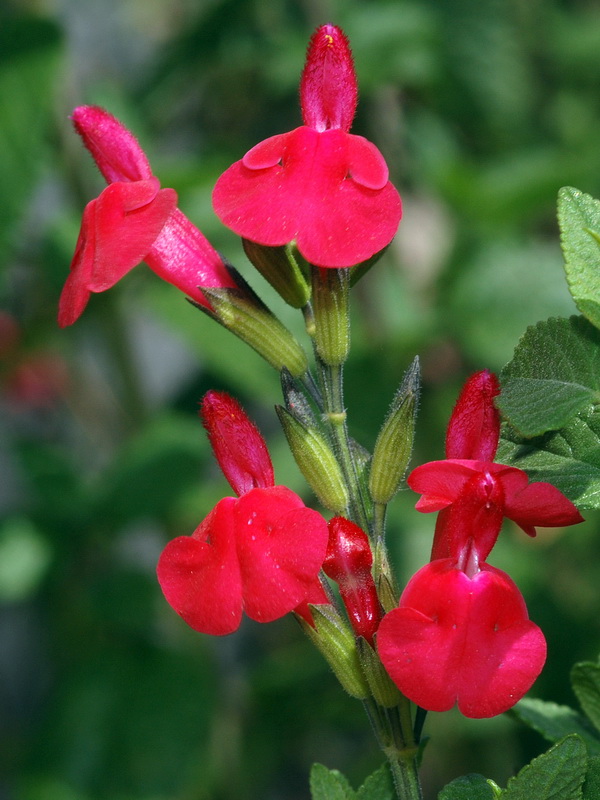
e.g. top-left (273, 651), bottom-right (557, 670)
top-left (242, 239), bottom-right (311, 308)
top-left (200, 279), bottom-right (308, 377)
top-left (356, 637), bottom-right (401, 708)
top-left (311, 267), bottom-right (350, 366)
top-left (298, 604), bottom-right (370, 699)
top-left (276, 406), bottom-right (349, 513)
top-left (369, 357), bottom-right (420, 505)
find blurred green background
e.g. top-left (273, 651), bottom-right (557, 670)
top-left (1, 0), bottom-right (600, 797)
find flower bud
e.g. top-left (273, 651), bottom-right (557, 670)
top-left (369, 358), bottom-right (420, 505)
top-left (276, 406), bottom-right (349, 513)
top-left (242, 239), bottom-right (311, 308)
top-left (323, 517), bottom-right (381, 644)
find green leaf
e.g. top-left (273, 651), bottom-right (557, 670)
top-left (356, 764), bottom-right (394, 800)
top-left (512, 699), bottom-right (600, 755)
top-left (498, 404), bottom-right (600, 508)
top-left (498, 316), bottom-right (600, 437)
top-left (309, 764), bottom-right (356, 800)
top-left (558, 187), bottom-right (600, 330)
top-left (571, 661), bottom-right (600, 733)
top-left (438, 774), bottom-right (497, 799)
top-left (502, 735), bottom-right (587, 800)
top-left (582, 756), bottom-right (600, 800)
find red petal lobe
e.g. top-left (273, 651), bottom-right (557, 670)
top-left (377, 561), bottom-right (546, 718)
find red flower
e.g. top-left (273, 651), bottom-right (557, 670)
top-left (377, 371), bottom-right (582, 717)
top-left (157, 391), bottom-right (329, 635)
top-left (377, 560), bottom-right (547, 718)
top-left (59, 106), bottom-right (236, 327)
top-left (407, 371), bottom-right (583, 547)
top-left (212, 25), bottom-right (402, 268)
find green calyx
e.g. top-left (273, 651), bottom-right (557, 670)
top-left (276, 405), bottom-right (349, 513)
top-left (201, 284), bottom-right (308, 377)
top-left (298, 604), bottom-right (370, 699)
top-left (311, 267), bottom-right (350, 367)
top-left (242, 239), bottom-right (311, 309)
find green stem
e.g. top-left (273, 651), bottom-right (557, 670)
top-left (363, 699), bottom-right (423, 800)
top-left (321, 360), bottom-right (370, 531)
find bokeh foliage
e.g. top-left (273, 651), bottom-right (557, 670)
top-left (1, 0), bottom-right (600, 798)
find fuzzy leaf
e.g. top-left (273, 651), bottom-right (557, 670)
top-left (356, 764), bottom-right (394, 800)
top-left (310, 763), bottom-right (355, 800)
top-left (571, 661), bottom-right (600, 733)
top-left (498, 316), bottom-right (600, 437)
top-left (498, 407), bottom-right (600, 509)
top-left (558, 188), bottom-right (600, 330)
top-left (502, 735), bottom-right (586, 800)
top-left (582, 756), bottom-right (600, 800)
top-left (438, 774), bottom-right (497, 799)
top-left (512, 699), bottom-right (600, 754)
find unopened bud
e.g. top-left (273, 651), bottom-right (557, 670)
top-left (276, 406), bottom-right (348, 513)
top-left (369, 357), bottom-right (420, 505)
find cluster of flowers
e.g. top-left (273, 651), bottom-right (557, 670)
top-left (60, 24), bottom-right (582, 720)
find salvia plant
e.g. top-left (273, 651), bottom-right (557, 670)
top-left (58, 22), bottom-right (600, 800)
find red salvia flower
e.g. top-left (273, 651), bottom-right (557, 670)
top-left (377, 371), bottom-right (583, 718)
top-left (212, 24), bottom-right (402, 268)
top-left (59, 106), bottom-right (236, 327)
top-left (157, 392), bottom-right (329, 635)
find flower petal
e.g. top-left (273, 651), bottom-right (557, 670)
top-left (377, 560), bottom-right (547, 718)
top-left (235, 487), bottom-right (329, 623)
top-left (503, 479), bottom-right (584, 536)
top-left (300, 24), bottom-right (357, 133)
top-left (446, 371), bottom-right (501, 461)
top-left (58, 201), bottom-right (96, 327)
top-left (347, 135), bottom-right (389, 190)
top-left (213, 126), bottom-right (401, 268)
top-left (200, 391), bottom-right (275, 495)
top-left (71, 106), bottom-right (152, 183)
top-left (408, 459), bottom-right (479, 511)
top-left (145, 208), bottom-right (237, 308)
top-left (157, 497), bottom-right (243, 636)
top-left (89, 180), bottom-right (177, 291)
top-left (72, 105), bottom-right (154, 184)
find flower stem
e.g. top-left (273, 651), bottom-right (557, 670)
top-left (363, 699), bottom-right (423, 800)
top-left (322, 359), bottom-right (370, 531)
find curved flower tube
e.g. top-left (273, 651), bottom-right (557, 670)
top-left (59, 106), bottom-right (236, 327)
